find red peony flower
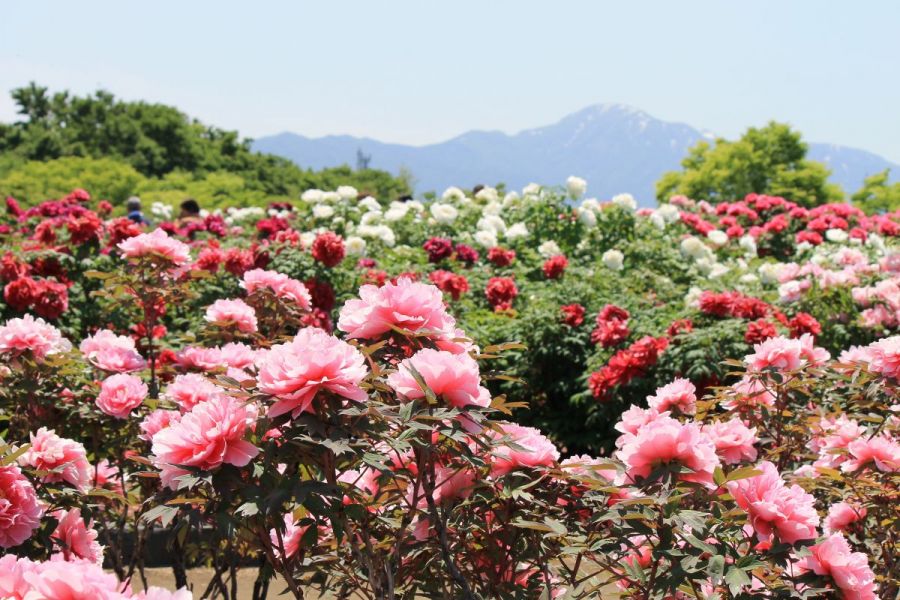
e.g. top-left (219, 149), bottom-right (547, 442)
top-left (560, 303), bottom-right (585, 327)
top-left (423, 237), bottom-right (454, 263)
top-left (3, 277), bottom-right (37, 311)
top-left (454, 243), bottom-right (479, 266)
top-left (745, 319), bottom-right (778, 345)
top-left (542, 255), bottom-right (568, 279)
top-left (788, 312), bottom-right (821, 338)
top-left (487, 247), bottom-right (516, 267)
top-left (591, 304), bottom-right (630, 348)
top-left (429, 270), bottom-right (470, 301)
top-left (223, 247), bottom-right (255, 277)
top-left (66, 212), bottom-right (103, 245)
top-left (311, 232), bottom-right (346, 268)
top-left (486, 277), bottom-right (518, 311)
top-left (305, 278), bottom-right (335, 311)
top-left (32, 280), bottom-right (68, 320)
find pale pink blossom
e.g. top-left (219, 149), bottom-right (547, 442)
top-left (796, 533), bottom-right (876, 600)
top-left (387, 349), bottom-right (490, 408)
top-left (269, 512), bottom-right (309, 559)
top-left (51, 508), bottom-right (104, 565)
top-left (614, 405), bottom-right (668, 443)
top-left (721, 377), bottom-right (776, 411)
top-left (842, 434), bottom-right (900, 473)
top-left (726, 460), bottom-right (819, 544)
top-left (241, 269), bottom-right (312, 310)
top-left (139, 409), bottom-right (181, 442)
top-left (174, 346), bottom-right (224, 371)
top-left (560, 454), bottom-right (617, 482)
top-left (824, 502), bottom-right (867, 534)
top-left (20, 557), bottom-right (130, 599)
top-left (646, 378), bottom-right (696, 415)
top-left (96, 373), bottom-right (147, 419)
top-left (338, 278), bottom-right (457, 340)
top-left (616, 415), bottom-right (719, 487)
top-left (164, 373), bottom-right (226, 412)
top-left (151, 395), bottom-right (259, 489)
top-left (79, 330), bottom-right (145, 373)
top-left (838, 345), bottom-right (874, 366)
top-left (218, 342), bottom-right (257, 370)
top-left (19, 428), bottom-right (91, 491)
top-left (490, 423), bottom-right (560, 476)
top-left (866, 336), bottom-right (900, 379)
top-left (137, 587), bottom-right (194, 600)
top-left (205, 298), bottom-right (258, 333)
top-left (702, 418), bottom-right (758, 464)
top-left (256, 327), bottom-right (368, 419)
top-left (0, 464), bottom-right (43, 548)
top-left (0, 314), bottom-right (71, 361)
top-left (744, 334), bottom-right (829, 372)
top-left (117, 228), bottom-right (190, 265)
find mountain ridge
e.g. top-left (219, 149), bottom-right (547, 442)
top-left (252, 104), bottom-right (898, 205)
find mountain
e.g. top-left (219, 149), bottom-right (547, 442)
top-left (252, 104), bottom-right (898, 206)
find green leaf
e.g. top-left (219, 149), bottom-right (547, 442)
top-left (724, 566), bottom-right (751, 594)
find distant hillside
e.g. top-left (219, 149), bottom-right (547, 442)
top-left (253, 104), bottom-right (898, 206)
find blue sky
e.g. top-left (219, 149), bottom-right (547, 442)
top-left (2, 1), bottom-right (899, 162)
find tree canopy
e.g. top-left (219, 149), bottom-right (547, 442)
top-left (656, 122), bottom-right (844, 207)
top-left (850, 169), bottom-right (900, 214)
top-left (0, 82), bottom-right (411, 205)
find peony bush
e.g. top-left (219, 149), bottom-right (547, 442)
top-left (0, 180), bottom-right (897, 598)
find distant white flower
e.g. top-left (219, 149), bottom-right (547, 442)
top-left (384, 201), bottom-right (410, 221)
top-left (407, 200), bottom-right (424, 213)
top-left (797, 242), bottom-right (813, 254)
top-left (566, 176), bottom-right (587, 199)
top-left (301, 189), bottom-right (324, 203)
top-left (706, 230), bottom-right (728, 247)
top-left (680, 236), bottom-right (712, 261)
top-left (502, 192), bottom-right (520, 205)
top-left (442, 187), bottom-right (466, 202)
top-left (611, 193), bottom-right (637, 212)
top-left (740, 273), bottom-right (759, 284)
top-left (337, 186), bottom-right (358, 201)
top-left (602, 249), bottom-right (624, 271)
top-left (430, 203), bottom-right (458, 224)
top-left (739, 235), bottom-right (758, 257)
top-left (360, 211), bottom-right (382, 226)
top-left (482, 201), bottom-right (502, 216)
top-left (866, 233), bottom-right (885, 252)
top-left (321, 191), bottom-right (341, 203)
top-left (758, 263), bottom-right (781, 285)
top-left (649, 212), bottom-right (666, 230)
top-left (474, 229), bottom-right (498, 248)
top-left (578, 207), bottom-right (597, 228)
top-left (359, 196), bottom-right (381, 212)
top-left (478, 215), bottom-right (506, 234)
top-left (522, 183), bottom-right (542, 196)
top-left (150, 202), bottom-right (173, 219)
top-left (684, 286), bottom-right (703, 308)
top-left (826, 228), bottom-right (848, 243)
top-left (475, 187), bottom-right (499, 203)
top-left (581, 198), bottom-right (601, 213)
top-left (707, 264), bottom-right (730, 279)
top-left (656, 203), bottom-right (680, 223)
top-left (300, 231), bottom-right (317, 247)
top-left (538, 240), bottom-right (561, 258)
top-left (312, 204), bottom-right (334, 219)
top-left (345, 236), bottom-right (367, 255)
top-left (505, 222), bottom-right (528, 240)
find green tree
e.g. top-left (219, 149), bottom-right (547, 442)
top-left (851, 169), bottom-right (900, 213)
top-left (656, 122), bottom-right (843, 207)
top-left (0, 156), bottom-right (145, 203)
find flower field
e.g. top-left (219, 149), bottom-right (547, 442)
top-left (0, 180), bottom-right (898, 599)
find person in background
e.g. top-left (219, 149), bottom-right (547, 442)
top-left (126, 196), bottom-right (149, 225)
top-left (177, 198), bottom-right (203, 226)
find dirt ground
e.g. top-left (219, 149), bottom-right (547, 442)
top-left (136, 568), bottom-right (292, 599)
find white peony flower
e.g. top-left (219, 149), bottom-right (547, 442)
top-left (611, 193), bottom-right (637, 212)
top-left (301, 189), bottom-right (324, 203)
top-left (441, 187), bottom-right (466, 202)
top-left (680, 236), bottom-right (713, 261)
top-left (337, 186), bottom-right (358, 200)
top-left (581, 198), bottom-right (601, 213)
top-left (522, 182), bottom-right (542, 196)
top-left (566, 176), bottom-right (587, 199)
top-left (474, 187), bottom-right (499, 203)
top-left (312, 204), bottom-right (334, 219)
top-left (602, 249), bottom-right (624, 271)
top-left (502, 192), bottom-right (520, 205)
top-left (482, 201), bottom-right (502, 216)
top-left (826, 228), bottom-right (849, 243)
top-left (345, 236), bottom-right (367, 255)
top-left (321, 191), bottom-right (341, 203)
top-left (707, 263), bottom-right (730, 279)
top-left (758, 263), bottom-right (781, 285)
top-left (706, 230), bottom-right (728, 247)
top-left (474, 229), bottom-right (498, 248)
top-left (740, 273), bottom-right (759, 284)
top-left (358, 196), bottom-right (381, 212)
top-left (538, 240), bottom-right (561, 258)
top-left (384, 201), bottom-right (410, 221)
top-left (505, 222), bottom-right (528, 240)
top-left (578, 207), bottom-right (597, 228)
top-left (649, 212), bottom-right (666, 230)
top-left (407, 200), bottom-right (424, 213)
top-left (360, 211), bottom-right (382, 226)
top-left (150, 202), bottom-right (173, 219)
top-left (300, 231), bottom-right (317, 247)
top-left (739, 235), bottom-right (758, 257)
top-left (430, 203), bottom-right (458, 224)
top-left (656, 203), bottom-right (680, 223)
top-left (477, 215), bottom-right (506, 234)
top-left (684, 286), bottom-right (703, 308)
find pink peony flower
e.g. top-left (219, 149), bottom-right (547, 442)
top-left (337, 278), bottom-right (457, 341)
top-left (721, 376), bottom-right (776, 412)
top-left (387, 349), bottom-right (490, 408)
top-left (96, 373), bottom-right (148, 419)
top-left (205, 298), bottom-right (258, 333)
top-left (256, 327), bottom-right (368, 419)
top-left (866, 336), bottom-right (900, 380)
top-left (79, 330), bottom-right (145, 373)
top-left (241, 269), bottom-right (312, 310)
top-left (218, 342), bottom-right (257, 370)
top-left (702, 418), bottom-right (758, 465)
top-left (19, 428), bottom-right (91, 491)
top-left (175, 346), bottom-right (224, 372)
top-left (726, 460), bottom-right (819, 544)
top-left (151, 395), bottom-right (259, 489)
top-left (269, 512), bottom-right (309, 559)
top-left (614, 405), bottom-right (668, 443)
top-left (824, 502), bottom-right (867, 534)
top-left (139, 409), bottom-right (181, 442)
top-left (0, 314), bottom-right (71, 361)
top-left (164, 373), bottom-right (226, 412)
top-left (490, 423), bottom-right (560, 476)
top-left (138, 587), bottom-right (194, 600)
top-left (646, 378), bottom-right (696, 415)
top-left (51, 508), bottom-right (104, 565)
top-left (117, 228), bottom-right (190, 265)
top-left (744, 334), bottom-right (829, 372)
top-left (842, 434), bottom-right (900, 473)
top-left (796, 533), bottom-right (876, 600)
top-left (0, 464), bottom-right (43, 548)
top-left (616, 415), bottom-right (720, 487)
top-left (21, 557), bottom-right (130, 599)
